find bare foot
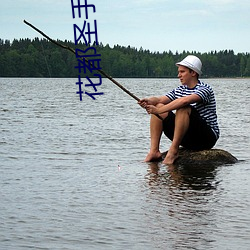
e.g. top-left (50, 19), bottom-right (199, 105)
top-left (144, 151), bottom-right (162, 162)
top-left (163, 150), bottom-right (179, 165)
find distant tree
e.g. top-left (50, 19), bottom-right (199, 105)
top-left (244, 57), bottom-right (250, 76)
top-left (0, 38), bottom-right (249, 78)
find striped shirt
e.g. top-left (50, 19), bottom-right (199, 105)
top-left (166, 80), bottom-right (220, 139)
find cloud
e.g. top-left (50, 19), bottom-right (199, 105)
top-left (200, 0), bottom-right (250, 10)
top-left (134, 0), bottom-right (169, 4)
top-left (1, 0), bottom-right (250, 53)
top-left (206, 0), bottom-right (239, 4)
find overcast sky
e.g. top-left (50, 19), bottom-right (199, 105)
top-left (1, 0), bottom-right (249, 53)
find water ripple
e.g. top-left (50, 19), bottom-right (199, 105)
top-left (0, 78), bottom-right (250, 249)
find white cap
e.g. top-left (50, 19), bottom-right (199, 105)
top-left (176, 55), bottom-right (202, 75)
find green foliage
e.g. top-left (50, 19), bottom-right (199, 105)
top-left (0, 38), bottom-right (250, 78)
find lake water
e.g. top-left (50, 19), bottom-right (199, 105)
top-left (1, 77), bottom-right (250, 250)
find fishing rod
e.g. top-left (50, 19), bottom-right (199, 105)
top-left (23, 20), bottom-right (163, 120)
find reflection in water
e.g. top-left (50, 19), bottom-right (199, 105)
top-left (144, 162), bottom-right (221, 249)
top-left (147, 162), bottom-right (220, 191)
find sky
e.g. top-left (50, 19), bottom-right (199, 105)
top-left (1, 0), bottom-right (250, 53)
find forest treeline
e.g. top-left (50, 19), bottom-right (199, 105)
top-left (1, 38), bottom-right (250, 78)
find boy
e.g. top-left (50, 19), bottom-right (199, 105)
top-left (139, 55), bottom-right (219, 164)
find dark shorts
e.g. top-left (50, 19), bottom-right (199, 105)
top-left (163, 107), bottom-right (217, 150)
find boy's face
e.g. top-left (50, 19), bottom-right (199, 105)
top-left (177, 65), bottom-right (197, 85)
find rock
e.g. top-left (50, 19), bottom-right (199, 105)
top-left (161, 148), bottom-right (238, 166)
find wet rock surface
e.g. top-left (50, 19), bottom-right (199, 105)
top-left (161, 148), bottom-right (238, 166)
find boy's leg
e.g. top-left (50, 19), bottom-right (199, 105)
top-left (144, 104), bottom-right (169, 162)
top-left (163, 106), bottom-right (191, 164)
top-left (180, 107), bottom-right (217, 150)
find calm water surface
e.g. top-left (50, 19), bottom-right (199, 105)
top-left (1, 78), bottom-right (250, 249)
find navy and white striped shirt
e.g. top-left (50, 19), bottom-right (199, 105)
top-left (166, 80), bottom-right (220, 139)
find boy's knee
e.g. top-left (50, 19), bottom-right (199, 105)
top-left (155, 103), bottom-right (165, 108)
top-left (176, 106), bottom-right (192, 116)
